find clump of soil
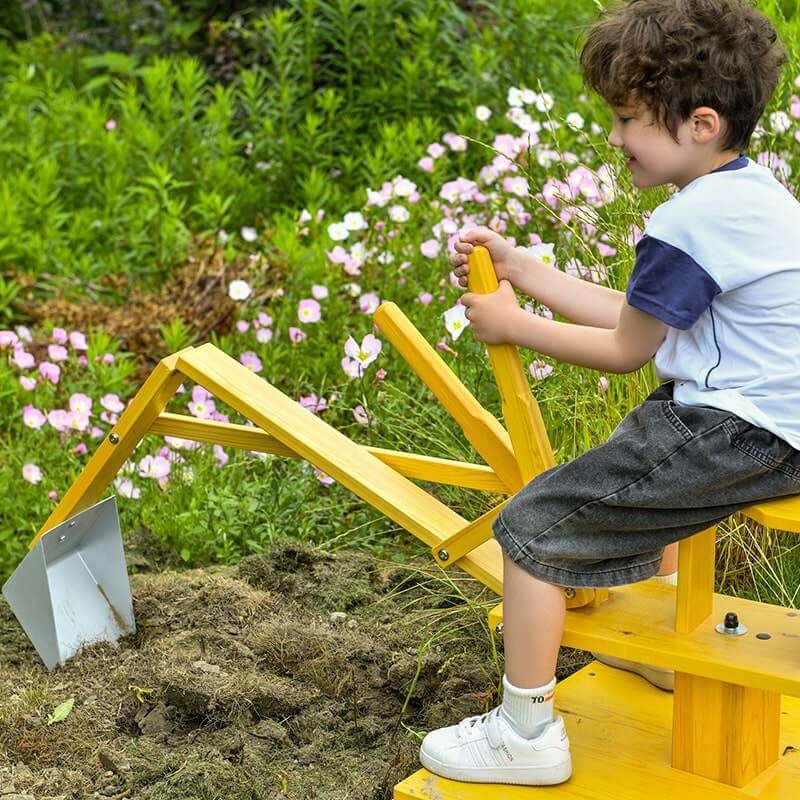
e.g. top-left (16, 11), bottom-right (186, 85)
top-left (0, 539), bottom-right (591, 799)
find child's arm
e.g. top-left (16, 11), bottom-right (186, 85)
top-left (462, 282), bottom-right (668, 374)
top-left (509, 251), bottom-right (625, 330)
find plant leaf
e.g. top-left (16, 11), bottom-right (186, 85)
top-left (47, 698), bottom-right (75, 725)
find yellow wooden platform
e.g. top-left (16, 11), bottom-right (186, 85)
top-left (394, 660), bottom-right (800, 800)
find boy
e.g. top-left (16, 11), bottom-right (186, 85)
top-left (420, 0), bottom-right (800, 786)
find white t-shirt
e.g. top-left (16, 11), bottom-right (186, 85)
top-left (626, 155), bottom-right (800, 450)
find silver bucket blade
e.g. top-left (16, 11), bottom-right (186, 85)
top-left (1, 495), bottom-right (135, 671)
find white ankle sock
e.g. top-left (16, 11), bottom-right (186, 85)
top-left (500, 674), bottom-right (556, 739)
top-left (649, 570), bottom-right (678, 586)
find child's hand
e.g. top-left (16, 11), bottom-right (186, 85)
top-left (448, 227), bottom-right (521, 288)
top-left (461, 280), bottom-right (522, 345)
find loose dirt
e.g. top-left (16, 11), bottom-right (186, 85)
top-left (0, 533), bottom-right (591, 799)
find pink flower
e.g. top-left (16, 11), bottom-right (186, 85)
top-left (52, 327), bottom-right (68, 344)
top-left (529, 360), bottom-right (554, 381)
top-left (418, 156), bottom-right (434, 172)
top-left (105, 119), bottom-right (117, 130)
top-left (312, 284), bottom-right (329, 300)
top-left (298, 298), bottom-right (322, 323)
top-left (353, 405), bottom-right (369, 425)
top-left (420, 239), bottom-right (441, 258)
top-left (69, 331), bottom-right (88, 350)
top-left (289, 327), bottom-right (307, 343)
top-left (66, 411), bottom-right (90, 432)
top-left (48, 490), bottom-right (59, 500)
top-left (23, 405), bottom-right (46, 429)
top-left (77, 355), bottom-right (88, 367)
top-left (256, 327), bottom-right (273, 344)
top-left (418, 292), bottom-right (433, 305)
top-left (374, 368), bottom-right (386, 381)
top-left (598, 376), bottom-right (609, 393)
top-left (313, 466), bottom-right (335, 486)
top-left (240, 351), bottom-right (263, 372)
top-left (188, 395), bottom-right (216, 418)
top-left (12, 349), bottom-right (35, 369)
top-left (359, 293), bottom-right (381, 314)
top-left (102, 352), bottom-right (114, 364)
top-left (299, 393), bottom-right (329, 414)
top-left (342, 334), bottom-right (382, 378)
top-left (326, 245), bottom-right (349, 264)
top-left (236, 320), bottom-right (249, 332)
top-left (20, 376), bottom-right (36, 390)
top-left (90, 426), bottom-right (104, 438)
top-left (39, 362), bottom-right (61, 384)
top-left (101, 394), bottom-right (125, 413)
top-left (257, 311), bottom-right (273, 327)
top-left (69, 393), bottom-right (93, 416)
top-left (113, 476), bottom-right (141, 499)
top-left (73, 442), bottom-right (88, 455)
top-left (48, 344), bottom-right (68, 362)
top-left (138, 455), bottom-right (171, 479)
top-left (214, 444), bottom-right (229, 466)
top-left (47, 409), bottom-right (69, 431)
top-left (22, 463), bottom-right (42, 484)
top-left (0, 330), bottom-right (19, 348)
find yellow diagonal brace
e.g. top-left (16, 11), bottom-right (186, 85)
top-left (374, 302), bottom-right (523, 493)
top-left (29, 349), bottom-right (190, 548)
top-left (148, 413), bottom-right (508, 492)
top-left (432, 498), bottom-right (512, 567)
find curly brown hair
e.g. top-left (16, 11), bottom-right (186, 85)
top-left (579, 0), bottom-right (788, 152)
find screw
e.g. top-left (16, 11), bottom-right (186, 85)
top-left (564, 587), bottom-right (576, 599)
top-left (109, 433), bottom-right (120, 444)
top-left (68, 521), bottom-right (76, 528)
top-left (715, 610), bottom-right (748, 636)
top-left (495, 622), bottom-right (504, 635)
top-left (437, 549), bottom-right (450, 562)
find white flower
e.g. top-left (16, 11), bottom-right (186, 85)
top-left (770, 110), bottom-right (792, 134)
top-left (476, 105), bottom-right (492, 122)
top-left (393, 177), bottom-right (416, 197)
top-left (328, 222), bottom-right (349, 240)
top-left (444, 304), bottom-right (470, 341)
top-left (532, 92), bottom-right (554, 112)
top-left (389, 205), bottom-right (410, 223)
top-left (228, 280), bottom-right (252, 301)
top-left (240, 226), bottom-right (258, 242)
top-left (520, 242), bottom-right (557, 266)
top-left (566, 112), bottom-right (584, 130)
top-left (507, 87), bottom-right (524, 108)
top-left (343, 211), bottom-right (367, 231)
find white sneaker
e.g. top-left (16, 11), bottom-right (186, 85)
top-left (419, 706), bottom-right (572, 785)
top-left (590, 652), bottom-right (674, 691)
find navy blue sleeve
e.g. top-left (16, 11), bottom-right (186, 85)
top-left (626, 235), bottom-right (722, 330)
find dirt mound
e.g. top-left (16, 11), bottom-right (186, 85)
top-left (20, 233), bottom-right (285, 380)
top-left (0, 539), bottom-right (591, 799)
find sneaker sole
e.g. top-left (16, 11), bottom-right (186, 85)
top-left (419, 750), bottom-right (572, 785)
top-left (591, 652), bottom-right (674, 691)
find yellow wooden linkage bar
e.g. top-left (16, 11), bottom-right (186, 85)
top-left (149, 413), bottom-right (508, 493)
top-left (374, 301), bottom-right (523, 493)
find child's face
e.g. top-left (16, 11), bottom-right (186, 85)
top-left (606, 99), bottom-right (738, 190)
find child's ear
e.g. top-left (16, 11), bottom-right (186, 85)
top-left (691, 106), bottom-right (722, 142)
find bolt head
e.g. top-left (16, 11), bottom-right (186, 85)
top-left (109, 433), bottom-right (119, 444)
top-left (437, 549), bottom-right (450, 562)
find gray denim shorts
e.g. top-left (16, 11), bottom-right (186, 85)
top-left (492, 380), bottom-right (800, 588)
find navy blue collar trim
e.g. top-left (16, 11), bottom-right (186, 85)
top-left (710, 154), bottom-right (747, 174)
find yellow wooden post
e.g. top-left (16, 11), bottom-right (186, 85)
top-left (672, 524), bottom-right (781, 785)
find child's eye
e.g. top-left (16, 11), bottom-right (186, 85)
top-left (619, 117), bottom-right (631, 123)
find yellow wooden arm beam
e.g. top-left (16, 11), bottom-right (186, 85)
top-left (149, 413), bottom-right (508, 493)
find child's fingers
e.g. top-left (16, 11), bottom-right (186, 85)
top-left (454, 240), bottom-right (474, 254)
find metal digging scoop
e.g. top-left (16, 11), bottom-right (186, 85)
top-left (2, 496), bottom-right (134, 671)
